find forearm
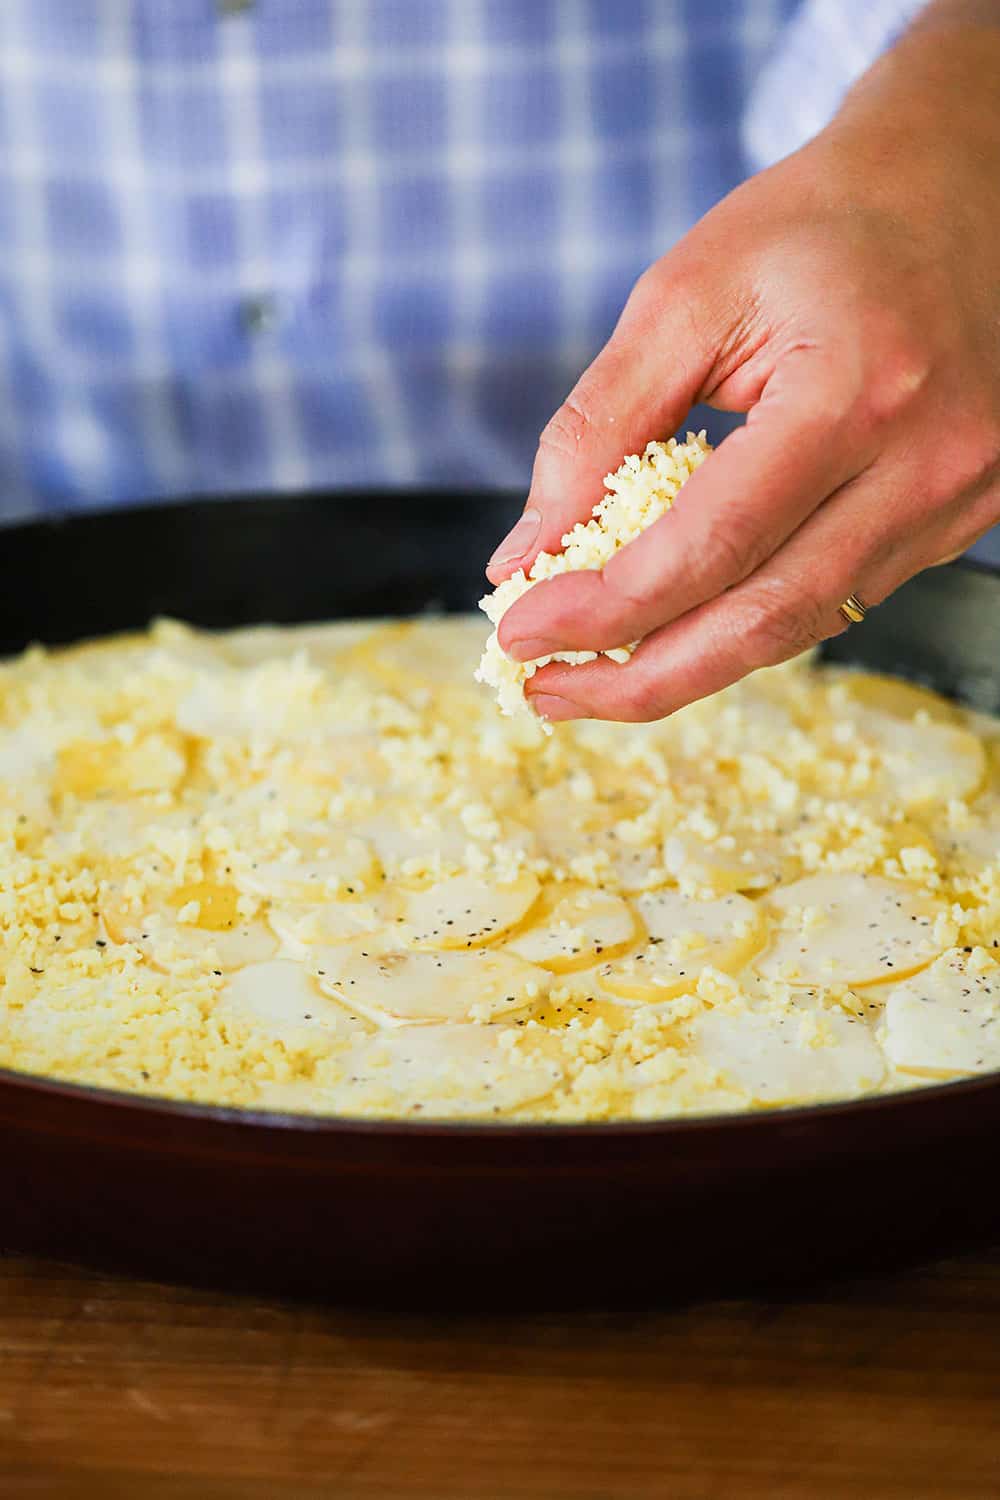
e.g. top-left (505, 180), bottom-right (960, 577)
top-left (817, 5), bottom-right (1000, 232)
top-left (909, 0), bottom-right (1000, 30)
top-left (836, 2), bottom-right (1000, 125)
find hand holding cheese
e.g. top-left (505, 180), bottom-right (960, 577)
top-left (485, 20), bottom-right (1000, 724)
top-left (477, 435), bottom-right (710, 720)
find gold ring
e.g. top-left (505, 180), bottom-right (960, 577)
top-left (838, 593), bottom-right (867, 625)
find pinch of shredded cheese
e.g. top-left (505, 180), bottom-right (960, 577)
top-left (476, 433), bottom-right (711, 722)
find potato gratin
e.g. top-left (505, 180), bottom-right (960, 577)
top-left (0, 615), bottom-right (998, 1121)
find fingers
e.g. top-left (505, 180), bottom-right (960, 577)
top-left (498, 348), bottom-right (869, 661)
top-left (524, 459), bottom-right (967, 723)
top-left (485, 270), bottom-right (713, 585)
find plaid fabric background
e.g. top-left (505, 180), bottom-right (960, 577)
top-left (3, 0), bottom-right (982, 557)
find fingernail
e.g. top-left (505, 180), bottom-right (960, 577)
top-left (529, 693), bottom-right (581, 722)
top-left (505, 636), bottom-right (557, 663)
top-left (488, 507), bottom-right (541, 569)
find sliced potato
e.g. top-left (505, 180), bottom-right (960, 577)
top-left (314, 945), bottom-right (550, 1026)
top-left (217, 960), bottom-right (371, 1043)
top-left (528, 993), bottom-right (632, 1032)
top-left (285, 731), bottom-right (393, 791)
top-left (175, 656), bottom-right (326, 742)
top-left (402, 871), bottom-right (539, 950)
top-left (101, 888), bottom-right (277, 972)
top-left (523, 779), bottom-right (651, 870)
top-left (329, 1023), bottom-right (564, 1118)
top-left (539, 961), bottom-right (633, 1005)
top-left (345, 620), bottom-right (491, 726)
top-left (0, 727), bottom-right (53, 784)
top-left (235, 839), bottom-right (377, 901)
top-left (526, 812), bottom-right (594, 874)
top-left (167, 879), bottom-right (242, 929)
top-left (756, 873), bottom-right (942, 988)
top-left (936, 796), bottom-right (1000, 877)
top-left (529, 785), bottom-right (666, 889)
top-left (250, 1080), bottom-right (335, 1114)
top-left (350, 809), bottom-right (471, 876)
top-left (267, 894), bottom-right (396, 952)
top-left (217, 620), bottom-right (377, 667)
top-left (688, 1004), bottom-right (885, 1105)
top-left (504, 886), bottom-right (636, 972)
top-left (834, 670), bottom-right (957, 724)
top-left (852, 710), bottom-right (986, 807)
top-left (601, 890), bottom-right (762, 1002)
top-left (883, 817), bottom-right (939, 863)
top-left (538, 824), bottom-right (668, 890)
top-left (637, 886), bottom-right (761, 945)
top-left (103, 881), bottom-right (278, 971)
top-left (174, 670), bottom-right (250, 740)
top-left (664, 829), bottom-right (793, 895)
top-left (340, 616), bottom-right (485, 692)
top-left (53, 733), bottom-right (187, 800)
top-left (603, 841), bottom-right (672, 893)
top-left (67, 798), bottom-right (187, 861)
top-left (0, 729), bottom-right (52, 823)
top-left (882, 950), bottom-right (1000, 1079)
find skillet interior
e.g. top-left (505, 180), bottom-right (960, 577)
top-left (1, 491), bottom-right (999, 1303)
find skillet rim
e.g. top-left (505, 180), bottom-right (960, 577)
top-left (0, 520), bottom-right (997, 1142)
top-left (3, 1047), bottom-right (1000, 1143)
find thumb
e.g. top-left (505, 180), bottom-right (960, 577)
top-left (485, 271), bottom-right (714, 584)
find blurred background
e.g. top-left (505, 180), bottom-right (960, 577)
top-left (0, 1), bottom-right (995, 563)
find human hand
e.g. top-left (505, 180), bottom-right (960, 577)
top-left (486, 22), bottom-right (1000, 722)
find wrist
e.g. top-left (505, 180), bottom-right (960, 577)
top-left (834, 22), bottom-right (1000, 141)
top-left (909, 0), bottom-right (1000, 29)
top-left (814, 25), bottom-right (1000, 221)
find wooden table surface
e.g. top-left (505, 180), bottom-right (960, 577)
top-left (2, 1247), bottom-right (1000, 1499)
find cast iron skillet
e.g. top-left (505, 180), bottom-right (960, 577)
top-left (0, 492), bottom-right (999, 1306)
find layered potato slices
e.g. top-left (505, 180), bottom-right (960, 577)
top-left (0, 613), bottom-right (997, 1121)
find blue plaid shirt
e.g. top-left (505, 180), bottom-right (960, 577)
top-left (0, 0), bottom-right (932, 524)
